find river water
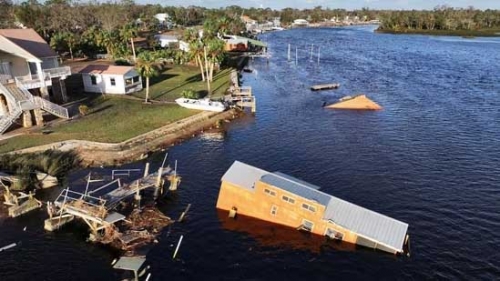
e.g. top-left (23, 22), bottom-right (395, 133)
top-left (1, 26), bottom-right (500, 280)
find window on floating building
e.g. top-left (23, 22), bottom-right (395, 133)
top-left (301, 219), bottom-right (314, 232)
top-left (270, 205), bottom-right (278, 216)
top-left (264, 188), bottom-right (276, 196)
top-left (302, 203), bottom-right (316, 213)
top-left (282, 195), bottom-right (295, 204)
top-left (325, 228), bottom-right (344, 240)
top-left (110, 78), bottom-right (116, 86)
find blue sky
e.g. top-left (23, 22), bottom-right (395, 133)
top-left (147, 0), bottom-right (500, 10)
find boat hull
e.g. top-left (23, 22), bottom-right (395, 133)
top-left (175, 98), bottom-right (226, 112)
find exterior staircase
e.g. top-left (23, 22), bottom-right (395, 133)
top-left (0, 82), bottom-right (70, 134)
top-left (0, 106), bottom-right (22, 134)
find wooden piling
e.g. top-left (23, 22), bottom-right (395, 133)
top-left (172, 235), bottom-right (184, 259)
top-left (178, 203), bottom-right (192, 222)
top-left (144, 162), bottom-right (150, 178)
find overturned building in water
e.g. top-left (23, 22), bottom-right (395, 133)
top-left (217, 161), bottom-right (409, 255)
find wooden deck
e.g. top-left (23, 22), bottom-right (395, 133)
top-left (310, 83), bottom-right (340, 91)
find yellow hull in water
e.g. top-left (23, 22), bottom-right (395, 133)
top-left (327, 95), bottom-right (382, 110)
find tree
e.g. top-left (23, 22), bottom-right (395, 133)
top-left (50, 31), bottom-right (79, 60)
top-left (135, 51), bottom-right (160, 103)
top-left (120, 23), bottom-right (138, 62)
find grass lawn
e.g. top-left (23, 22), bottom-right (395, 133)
top-left (132, 65), bottom-right (232, 101)
top-left (0, 65), bottom-right (234, 154)
top-left (0, 96), bottom-right (198, 153)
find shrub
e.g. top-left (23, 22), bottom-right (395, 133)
top-left (182, 89), bottom-right (201, 99)
top-left (78, 104), bottom-right (89, 116)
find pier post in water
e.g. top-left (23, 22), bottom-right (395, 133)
top-left (287, 44), bottom-right (291, 61)
top-left (144, 162), bottom-right (150, 178)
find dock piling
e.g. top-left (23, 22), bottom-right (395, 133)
top-left (287, 44), bottom-right (291, 61)
top-left (144, 162), bottom-right (150, 178)
top-left (172, 235), bottom-right (184, 259)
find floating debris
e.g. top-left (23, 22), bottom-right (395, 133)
top-left (172, 235), bottom-right (184, 259)
top-left (0, 242), bottom-right (17, 252)
top-left (326, 94), bottom-right (382, 110)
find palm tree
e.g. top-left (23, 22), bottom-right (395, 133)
top-left (120, 23), bottom-right (138, 62)
top-left (189, 40), bottom-right (206, 81)
top-left (135, 51), bottom-right (159, 103)
top-left (206, 38), bottom-right (225, 83)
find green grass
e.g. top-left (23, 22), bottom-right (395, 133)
top-left (376, 28), bottom-right (500, 37)
top-left (0, 65), bottom-right (234, 154)
top-left (0, 97), bottom-right (197, 153)
top-left (132, 65), bottom-right (233, 101)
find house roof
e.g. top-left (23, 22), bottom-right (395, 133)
top-left (79, 65), bottom-right (136, 76)
top-left (0, 28), bottom-right (57, 58)
top-left (261, 172), bottom-right (330, 206)
top-left (323, 196), bottom-right (408, 252)
top-left (221, 161), bottom-right (268, 191)
top-left (232, 35), bottom-right (267, 48)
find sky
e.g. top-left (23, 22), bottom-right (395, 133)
top-left (144, 0), bottom-right (500, 10)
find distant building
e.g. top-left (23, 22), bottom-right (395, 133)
top-left (79, 65), bottom-right (142, 95)
top-left (293, 19), bottom-right (309, 27)
top-left (217, 161), bottom-right (410, 255)
top-left (154, 34), bottom-right (179, 48)
top-left (154, 13), bottom-right (173, 29)
top-left (223, 35), bottom-right (268, 52)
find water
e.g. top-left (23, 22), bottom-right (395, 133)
top-left (2, 26), bottom-right (500, 280)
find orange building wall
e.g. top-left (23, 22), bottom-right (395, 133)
top-left (217, 180), bottom-right (361, 245)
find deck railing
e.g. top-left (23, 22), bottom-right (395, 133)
top-left (32, 96), bottom-right (69, 118)
top-left (43, 66), bottom-right (71, 78)
top-left (15, 74), bottom-right (52, 89)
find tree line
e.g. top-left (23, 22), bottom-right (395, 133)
top-left (378, 6), bottom-right (500, 32)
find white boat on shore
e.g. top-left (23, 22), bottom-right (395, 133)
top-left (175, 98), bottom-right (226, 112)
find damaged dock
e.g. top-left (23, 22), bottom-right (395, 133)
top-left (44, 159), bottom-right (181, 250)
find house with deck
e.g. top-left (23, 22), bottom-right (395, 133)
top-left (217, 161), bottom-right (410, 255)
top-left (0, 28), bottom-right (71, 134)
top-left (79, 65), bottom-right (142, 95)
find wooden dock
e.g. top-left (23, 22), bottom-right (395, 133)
top-left (310, 83), bottom-right (340, 91)
top-left (44, 159), bottom-right (181, 249)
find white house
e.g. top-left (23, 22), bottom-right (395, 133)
top-left (154, 34), bottom-right (179, 48)
top-left (79, 65), bottom-right (142, 95)
top-left (293, 19), bottom-right (309, 27)
top-left (0, 28), bottom-right (71, 133)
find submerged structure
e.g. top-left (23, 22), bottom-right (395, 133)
top-left (326, 94), bottom-right (382, 110)
top-left (217, 161), bottom-right (409, 254)
top-left (44, 161), bottom-right (181, 250)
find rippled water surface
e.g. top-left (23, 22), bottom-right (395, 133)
top-left (1, 27), bottom-right (500, 280)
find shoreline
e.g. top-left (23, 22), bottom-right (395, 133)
top-left (5, 64), bottom-right (249, 167)
top-left (376, 28), bottom-right (500, 37)
top-left (7, 108), bottom-right (241, 167)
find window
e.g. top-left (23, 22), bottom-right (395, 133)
top-left (301, 219), bottom-right (314, 232)
top-left (126, 76), bottom-right (141, 85)
top-left (282, 195), bottom-right (295, 204)
top-left (325, 228), bottom-right (344, 240)
top-left (264, 188), bottom-right (276, 196)
top-left (110, 78), bottom-right (116, 86)
top-left (90, 75), bottom-right (97, 85)
top-left (270, 205), bottom-right (278, 216)
top-left (302, 203), bottom-right (316, 213)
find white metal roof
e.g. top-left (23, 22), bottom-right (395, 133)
top-left (221, 161), bottom-right (268, 191)
top-left (260, 172), bottom-right (330, 206)
top-left (323, 197), bottom-right (408, 252)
